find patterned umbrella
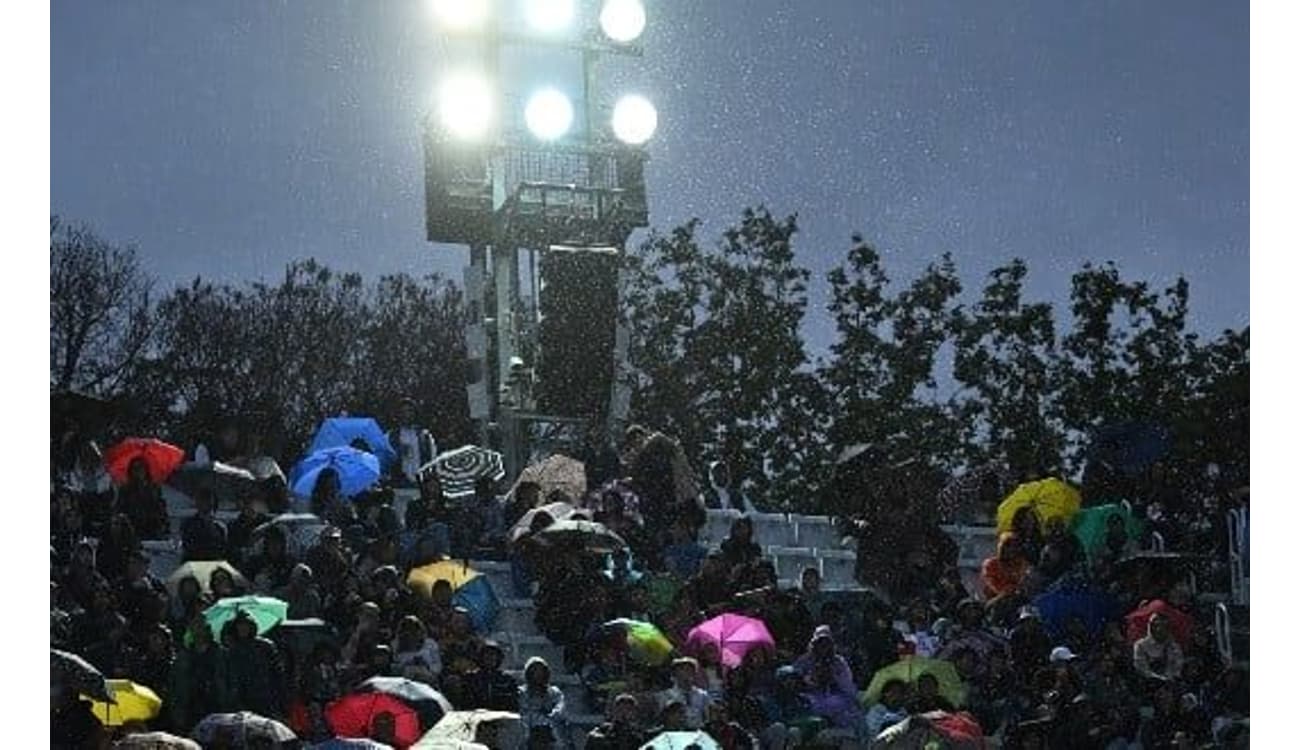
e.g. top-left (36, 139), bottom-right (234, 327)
top-left (513, 455), bottom-right (587, 505)
top-left (531, 519), bottom-right (626, 554)
top-left (507, 501), bottom-right (578, 543)
top-left (51, 648), bottom-right (113, 703)
top-left (428, 446), bottom-right (505, 500)
top-left (104, 438), bottom-right (186, 485)
top-left (113, 732), bottom-right (202, 749)
top-left (191, 711), bottom-right (297, 747)
top-left (415, 710), bottom-right (524, 748)
top-left (871, 710), bottom-right (985, 749)
top-left (251, 513), bottom-right (330, 558)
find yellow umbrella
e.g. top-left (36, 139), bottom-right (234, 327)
top-left (86, 680), bottom-right (162, 727)
top-left (860, 657), bottom-right (966, 708)
top-left (995, 478), bottom-right (1082, 533)
top-left (407, 559), bottom-right (481, 598)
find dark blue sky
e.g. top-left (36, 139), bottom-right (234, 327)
top-left (52, 0), bottom-right (1248, 350)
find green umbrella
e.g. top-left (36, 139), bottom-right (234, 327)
top-left (603, 618), bottom-right (674, 666)
top-left (1071, 503), bottom-right (1144, 561)
top-left (202, 595), bottom-right (288, 640)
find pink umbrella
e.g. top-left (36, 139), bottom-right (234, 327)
top-left (685, 613), bottom-right (775, 669)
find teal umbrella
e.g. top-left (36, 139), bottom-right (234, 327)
top-left (202, 595), bottom-right (288, 640)
top-left (1071, 503), bottom-right (1143, 561)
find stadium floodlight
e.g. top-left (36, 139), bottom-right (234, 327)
top-left (525, 0), bottom-right (575, 33)
top-left (525, 88), bottom-right (574, 141)
top-left (599, 0), bottom-right (646, 43)
top-left (438, 70), bottom-right (495, 140)
top-left (430, 0), bottom-right (490, 32)
top-left (611, 94), bottom-right (657, 145)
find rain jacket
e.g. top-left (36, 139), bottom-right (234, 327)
top-left (792, 627), bottom-right (863, 730)
top-left (518, 657), bottom-right (568, 733)
top-left (980, 533), bottom-right (1030, 598)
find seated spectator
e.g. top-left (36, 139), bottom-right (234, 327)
top-left (181, 489), bottom-right (228, 561)
top-left (248, 526), bottom-right (295, 594)
top-left (465, 641), bottom-right (520, 712)
top-left (392, 614), bottom-right (442, 684)
top-left (719, 517), bottom-right (763, 573)
top-left (518, 657), bottom-right (568, 740)
top-left (582, 641), bottom-right (629, 716)
top-left (1133, 612), bottom-right (1185, 683)
top-left (586, 693), bottom-right (647, 750)
top-left (792, 626), bottom-right (863, 731)
top-left (662, 517), bottom-right (708, 580)
top-left (981, 532), bottom-right (1030, 600)
top-left (908, 672), bottom-right (956, 714)
top-left (224, 609), bottom-right (286, 718)
top-left (119, 456), bottom-right (170, 540)
top-left (280, 563), bottom-right (322, 619)
top-left (659, 657), bottom-right (713, 730)
top-left (703, 701), bottom-right (757, 749)
top-left (864, 678), bottom-right (910, 738)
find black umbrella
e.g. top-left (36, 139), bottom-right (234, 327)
top-left (51, 648), bottom-right (113, 703)
top-left (168, 461), bottom-right (260, 507)
top-left (356, 676), bottom-right (453, 728)
top-left (191, 711), bottom-right (297, 747)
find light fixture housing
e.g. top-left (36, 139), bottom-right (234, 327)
top-left (524, 88), bottom-right (575, 141)
top-left (611, 94), bottom-right (657, 145)
top-left (438, 70), bottom-right (496, 141)
top-left (599, 0), bottom-right (646, 43)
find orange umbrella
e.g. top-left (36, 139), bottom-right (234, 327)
top-left (104, 438), bottom-right (186, 485)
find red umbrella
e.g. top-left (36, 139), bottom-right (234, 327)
top-left (325, 692), bottom-right (422, 749)
top-left (104, 438), bottom-right (186, 485)
top-left (1124, 600), bottom-right (1194, 648)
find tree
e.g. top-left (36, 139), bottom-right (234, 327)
top-left (621, 208), bottom-right (822, 509)
top-left (818, 237), bottom-right (964, 515)
top-left (49, 218), bottom-right (156, 394)
top-left (952, 259), bottom-right (1063, 477)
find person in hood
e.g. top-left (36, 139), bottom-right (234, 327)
top-left (792, 625), bottom-right (863, 731)
top-left (658, 657), bottom-right (712, 730)
top-left (518, 657), bottom-right (568, 742)
top-left (981, 532), bottom-right (1030, 599)
top-left (1134, 611), bottom-right (1185, 683)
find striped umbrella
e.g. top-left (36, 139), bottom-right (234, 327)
top-left (427, 446), bottom-right (505, 499)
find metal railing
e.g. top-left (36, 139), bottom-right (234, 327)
top-left (1214, 602), bottom-right (1233, 667)
top-left (1228, 508), bottom-right (1249, 606)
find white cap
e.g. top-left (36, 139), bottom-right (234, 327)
top-left (1050, 646), bottom-right (1079, 663)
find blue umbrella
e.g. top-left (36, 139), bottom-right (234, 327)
top-left (309, 416), bottom-right (399, 468)
top-left (1032, 581), bottom-right (1120, 641)
top-left (290, 447), bottom-right (382, 498)
top-left (1088, 422), bottom-right (1173, 476)
top-left (452, 576), bottom-right (500, 633)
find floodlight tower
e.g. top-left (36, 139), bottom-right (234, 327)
top-left (423, 0), bottom-right (656, 477)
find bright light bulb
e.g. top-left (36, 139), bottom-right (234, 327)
top-left (600, 0), bottom-right (646, 43)
top-left (525, 0), bottom-right (575, 33)
top-left (430, 0), bottom-right (490, 31)
top-left (438, 71), bottom-right (495, 140)
top-left (525, 88), bottom-right (574, 141)
top-left (611, 94), bottom-right (657, 145)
